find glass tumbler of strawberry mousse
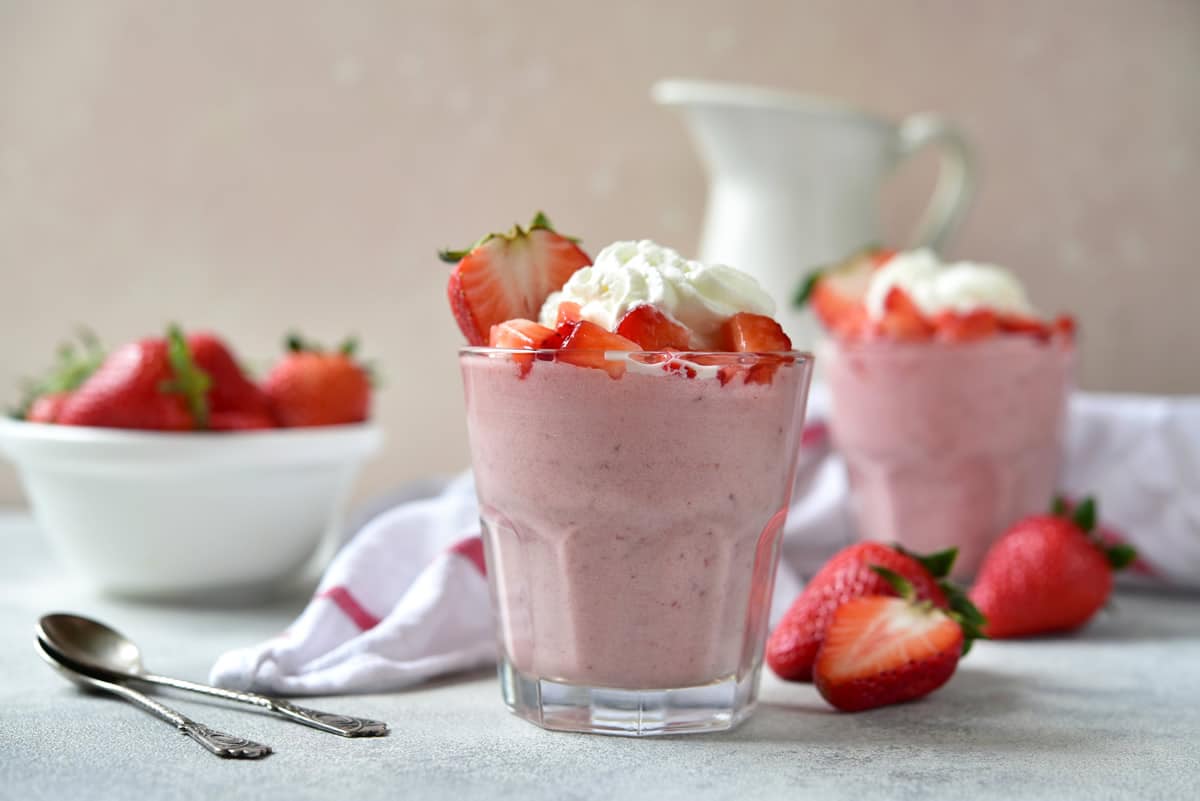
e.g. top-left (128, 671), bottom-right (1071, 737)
top-left (447, 228), bottom-right (812, 735)
top-left (461, 343), bottom-right (812, 735)
top-left (811, 248), bottom-right (1075, 579)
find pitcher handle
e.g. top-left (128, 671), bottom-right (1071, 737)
top-left (895, 113), bottom-right (977, 253)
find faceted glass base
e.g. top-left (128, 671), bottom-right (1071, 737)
top-left (498, 654), bottom-right (761, 736)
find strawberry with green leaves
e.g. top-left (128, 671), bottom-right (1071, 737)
top-left (263, 334), bottom-right (371, 427)
top-left (441, 212), bottom-right (591, 346)
top-left (57, 325), bottom-right (210, 431)
top-left (815, 567), bottom-right (976, 712)
top-left (13, 330), bottom-right (106, 423)
top-left (767, 541), bottom-right (984, 682)
top-left (188, 332), bottom-right (275, 429)
top-left (970, 496), bottom-right (1136, 638)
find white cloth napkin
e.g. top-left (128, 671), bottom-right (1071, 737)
top-left (211, 387), bottom-right (1200, 696)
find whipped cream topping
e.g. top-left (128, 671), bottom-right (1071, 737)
top-left (864, 249), bottom-right (1036, 320)
top-left (538, 239), bottom-right (775, 347)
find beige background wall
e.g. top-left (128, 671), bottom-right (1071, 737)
top-left (1, 0), bottom-right (1197, 506)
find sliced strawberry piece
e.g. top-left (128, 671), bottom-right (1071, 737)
top-left (488, 319), bottom-right (562, 349)
top-left (877, 287), bottom-right (934, 342)
top-left (933, 309), bottom-right (999, 343)
top-left (722, 312), bottom-right (792, 352)
top-left (488, 319), bottom-right (563, 377)
top-left (797, 247), bottom-right (891, 335)
top-left (615, 305), bottom-right (691, 350)
top-left (556, 320), bottom-right (639, 378)
top-left (556, 301), bottom-right (583, 327)
top-left (814, 591), bottom-right (963, 712)
top-left (716, 312), bottom-right (793, 385)
top-left (998, 314), bottom-right (1052, 341)
top-left (441, 212), bottom-right (591, 346)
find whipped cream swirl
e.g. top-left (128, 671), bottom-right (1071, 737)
top-left (864, 248), bottom-right (1036, 320)
top-left (538, 239), bottom-right (775, 347)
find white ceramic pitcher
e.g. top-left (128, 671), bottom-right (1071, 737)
top-left (653, 79), bottom-right (976, 348)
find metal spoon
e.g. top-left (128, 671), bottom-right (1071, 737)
top-left (36, 638), bottom-right (272, 759)
top-left (38, 613), bottom-right (388, 738)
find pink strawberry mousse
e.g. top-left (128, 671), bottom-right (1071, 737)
top-left (461, 353), bottom-right (812, 690)
top-left (824, 336), bottom-right (1074, 577)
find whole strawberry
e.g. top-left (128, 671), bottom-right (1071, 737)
top-left (57, 326), bottom-right (209, 431)
top-left (262, 335), bottom-right (371, 427)
top-left (970, 497), bottom-right (1136, 638)
top-left (188, 332), bottom-right (274, 429)
top-left (13, 329), bottom-right (105, 422)
top-left (766, 542), bottom-right (983, 682)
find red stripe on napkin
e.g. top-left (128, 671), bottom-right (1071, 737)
top-left (318, 586), bottom-right (381, 631)
top-left (450, 536), bottom-right (487, 576)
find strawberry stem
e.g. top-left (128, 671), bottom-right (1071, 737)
top-left (1072, 497), bottom-right (1097, 532)
top-left (1106, 544), bottom-right (1138, 570)
top-left (161, 324), bottom-right (211, 429)
top-left (870, 565), bottom-right (916, 600)
top-left (1051, 495), bottom-right (1069, 516)
top-left (793, 269), bottom-right (822, 308)
top-left (895, 544), bottom-right (959, 579)
top-left (10, 328), bottom-right (107, 419)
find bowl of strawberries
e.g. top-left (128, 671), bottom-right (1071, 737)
top-left (0, 326), bottom-right (382, 600)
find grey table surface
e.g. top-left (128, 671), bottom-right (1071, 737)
top-left (1, 510), bottom-right (1198, 801)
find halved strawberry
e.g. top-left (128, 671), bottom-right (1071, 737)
top-left (796, 247), bottom-right (894, 337)
top-left (877, 287), bottom-right (934, 341)
top-left (556, 320), bottom-right (639, 379)
top-left (556, 301), bottom-right (583, 327)
top-left (814, 569), bottom-right (967, 712)
top-left (488, 318), bottom-right (563, 377)
top-left (766, 542), bottom-right (979, 682)
top-left (441, 212), bottom-right (591, 346)
top-left (933, 309), bottom-right (998, 343)
top-left (615, 305), bottom-right (691, 350)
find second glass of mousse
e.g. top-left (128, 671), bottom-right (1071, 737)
top-left (448, 231), bottom-right (813, 736)
top-left (805, 248), bottom-right (1074, 578)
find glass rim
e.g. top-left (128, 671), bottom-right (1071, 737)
top-left (459, 346), bottom-right (815, 360)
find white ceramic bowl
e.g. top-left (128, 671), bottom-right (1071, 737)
top-left (0, 419), bottom-right (383, 600)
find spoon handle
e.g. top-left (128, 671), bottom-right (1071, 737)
top-left (97, 677), bottom-right (272, 759)
top-left (144, 674), bottom-right (389, 737)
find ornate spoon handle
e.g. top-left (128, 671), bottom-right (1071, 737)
top-left (144, 674), bottom-right (389, 737)
top-left (101, 677), bottom-right (272, 759)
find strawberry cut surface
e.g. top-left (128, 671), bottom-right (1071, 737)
top-left (615, 305), bottom-right (691, 350)
top-left (488, 319), bottom-right (562, 377)
top-left (815, 595), bottom-right (963, 712)
top-left (556, 320), bottom-right (639, 378)
top-left (443, 213), bottom-right (591, 346)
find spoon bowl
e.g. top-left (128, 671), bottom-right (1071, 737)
top-left (38, 613), bottom-right (147, 680)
